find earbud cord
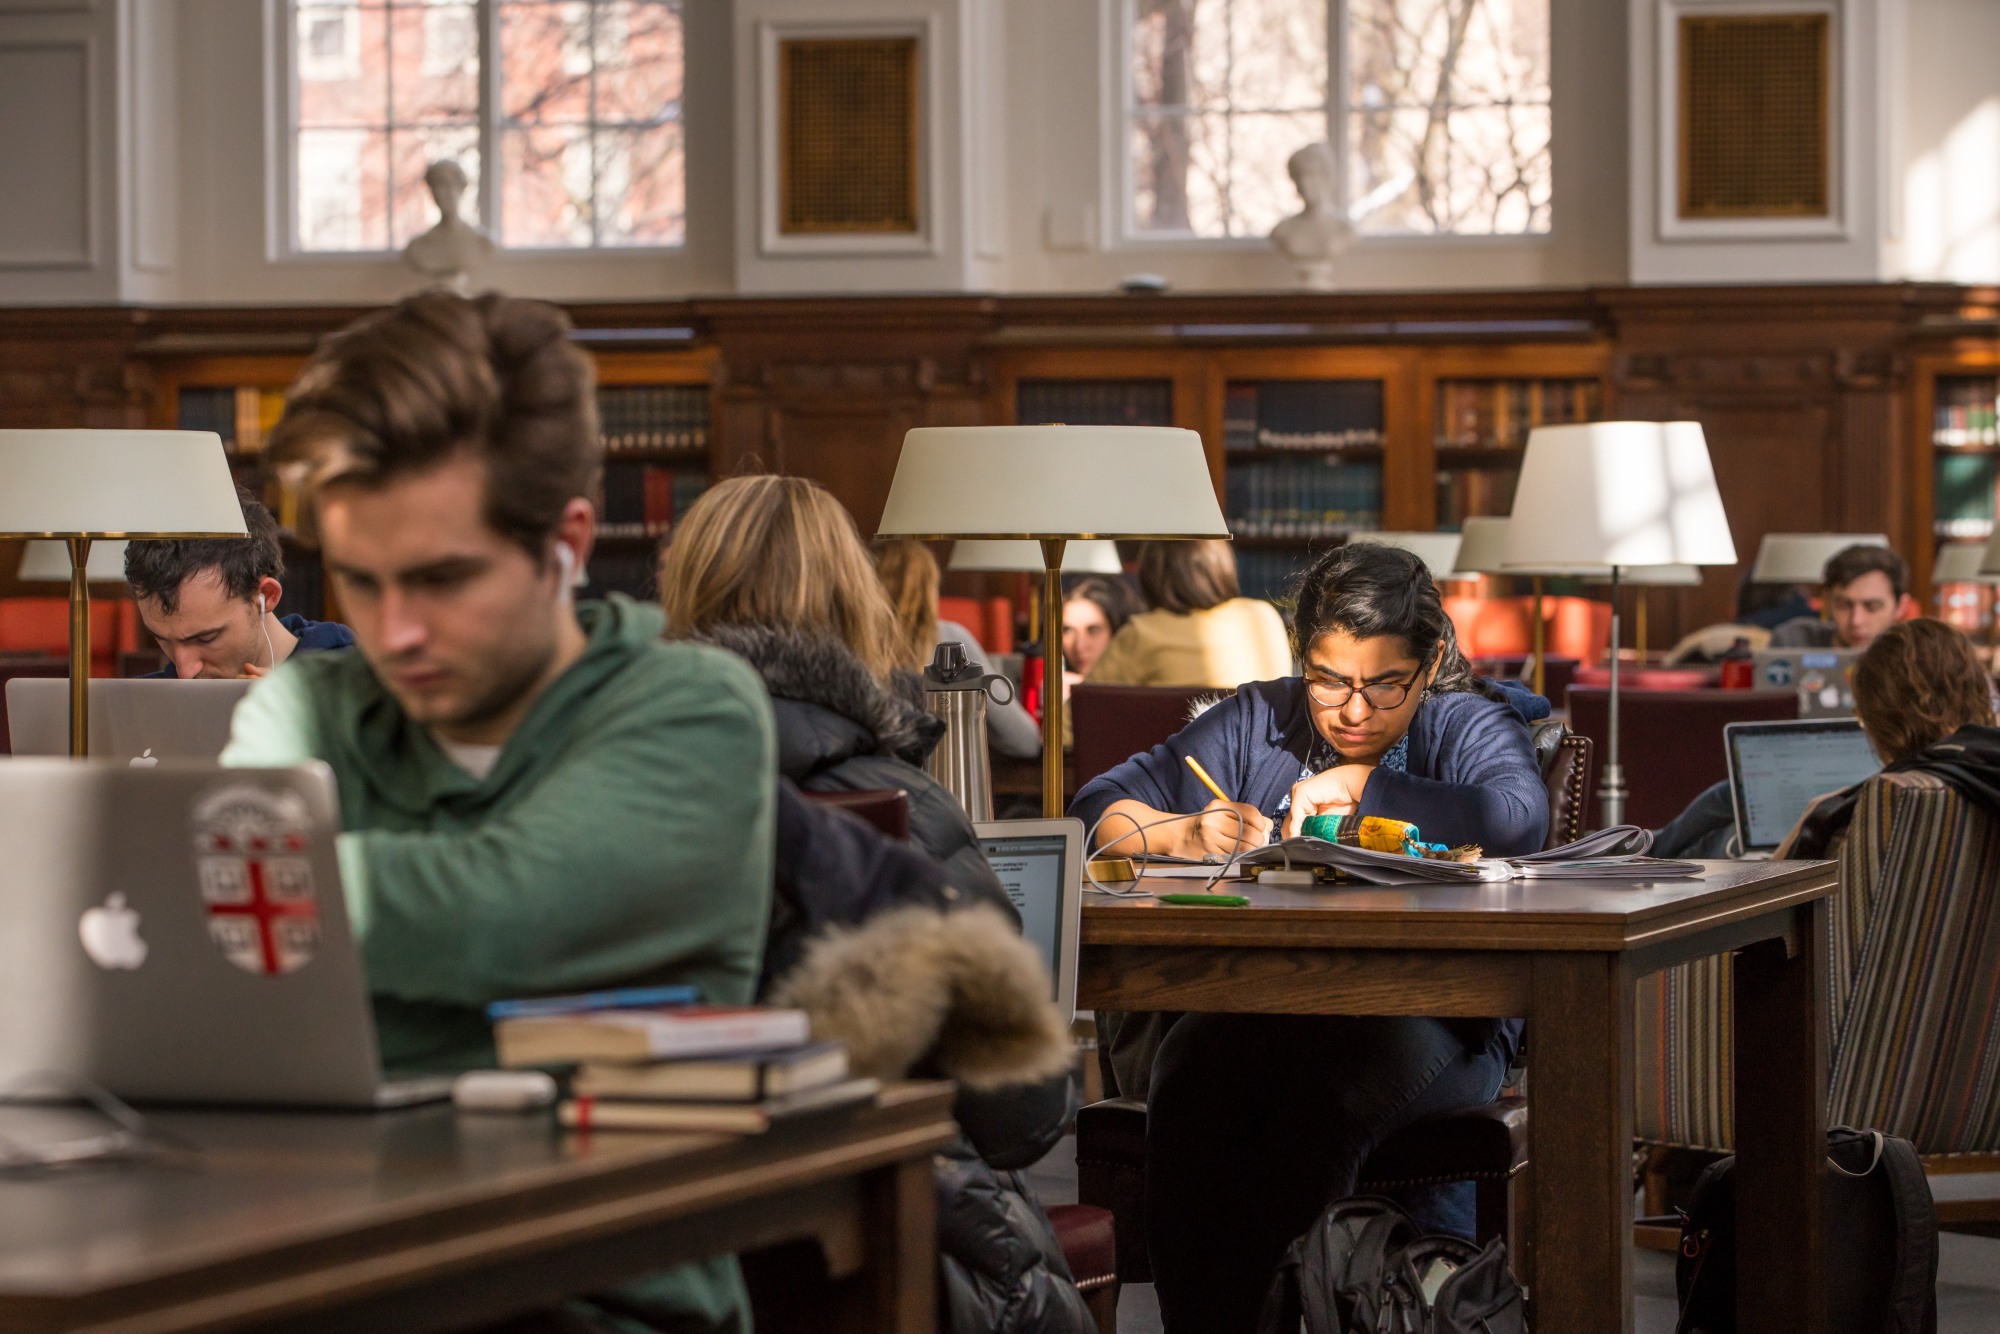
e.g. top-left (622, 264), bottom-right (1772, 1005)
top-left (258, 597), bottom-right (276, 670)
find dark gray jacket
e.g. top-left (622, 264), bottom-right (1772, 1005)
top-left (694, 624), bottom-right (1009, 906)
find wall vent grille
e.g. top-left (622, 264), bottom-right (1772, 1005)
top-left (1678, 14), bottom-right (1830, 219)
top-left (778, 37), bottom-right (920, 235)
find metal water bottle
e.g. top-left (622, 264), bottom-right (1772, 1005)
top-left (922, 640), bottom-right (1013, 823)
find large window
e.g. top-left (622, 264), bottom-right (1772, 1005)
top-left (290, 0), bottom-right (686, 253)
top-left (1128, 0), bottom-right (1551, 239)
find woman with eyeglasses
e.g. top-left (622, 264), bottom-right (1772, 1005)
top-left (1071, 541), bottom-right (1549, 1334)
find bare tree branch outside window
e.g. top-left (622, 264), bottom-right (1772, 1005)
top-left (1129, 0), bottom-right (1549, 238)
top-left (294, 0), bottom-right (686, 253)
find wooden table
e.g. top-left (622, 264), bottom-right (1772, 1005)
top-left (1080, 861), bottom-right (1835, 1334)
top-left (0, 1082), bottom-right (955, 1334)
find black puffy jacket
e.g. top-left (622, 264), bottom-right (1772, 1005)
top-left (764, 785), bottom-right (1093, 1334)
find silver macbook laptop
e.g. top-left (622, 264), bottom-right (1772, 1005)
top-left (6, 678), bottom-right (252, 762)
top-left (1725, 719), bottom-right (1881, 856)
top-left (1750, 647), bottom-right (1861, 719)
top-left (974, 818), bottom-right (1085, 1021)
top-left (0, 760), bottom-right (449, 1109)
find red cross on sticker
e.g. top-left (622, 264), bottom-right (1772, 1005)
top-left (191, 784), bottom-right (321, 977)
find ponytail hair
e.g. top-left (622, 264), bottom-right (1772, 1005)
top-left (1290, 542), bottom-right (1500, 702)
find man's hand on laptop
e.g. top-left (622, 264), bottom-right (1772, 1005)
top-left (239, 662), bottom-right (269, 680)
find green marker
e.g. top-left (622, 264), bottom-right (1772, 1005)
top-left (1156, 893), bottom-right (1250, 907)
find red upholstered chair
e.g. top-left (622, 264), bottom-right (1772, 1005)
top-left (937, 595), bottom-right (990, 650)
top-left (1564, 686), bottom-right (1798, 830)
top-left (1544, 596), bottom-right (1612, 666)
top-left (796, 788), bottom-right (911, 842)
top-left (1446, 595), bottom-right (1535, 658)
top-left (1569, 664), bottom-right (1718, 691)
top-left (1069, 683), bottom-right (1217, 792)
top-left (0, 598), bottom-right (123, 676)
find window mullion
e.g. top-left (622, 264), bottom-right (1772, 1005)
top-left (1330, 0), bottom-right (1348, 220)
top-left (481, 0), bottom-right (501, 245)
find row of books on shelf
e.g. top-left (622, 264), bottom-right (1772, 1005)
top-left (494, 995), bottom-right (875, 1135)
top-left (179, 386), bottom-right (287, 455)
top-left (1238, 548), bottom-right (1316, 604)
top-left (1936, 453), bottom-right (2000, 530)
top-left (603, 461), bottom-right (709, 531)
top-left (588, 552), bottom-right (659, 601)
top-left (1226, 459), bottom-right (1382, 529)
top-left (1230, 514), bottom-right (1382, 539)
top-left (1224, 382), bottom-right (1386, 453)
top-left (1933, 378), bottom-right (2000, 447)
top-left (1016, 379), bottom-right (1175, 428)
top-left (598, 385), bottom-right (710, 454)
top-left (1433, 378), bottom-right (1601, 450)
top-left (1435, 469), bottom-right (1522, 530)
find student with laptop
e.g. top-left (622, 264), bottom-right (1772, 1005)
top-left (1657, 543), bottom-right (1918, 857)
top-left (222, 291), bottom-right (777, 1334)
top-left (126, 493), bottom-right (354, 679)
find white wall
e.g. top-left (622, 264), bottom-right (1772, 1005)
top-left (1895, 0), bottom-right (2000, 282)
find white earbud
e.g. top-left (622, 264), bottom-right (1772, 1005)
top-left (555, 542), bottom-right (578, 586)
top-left (256, 594), bottom-right (265, 616)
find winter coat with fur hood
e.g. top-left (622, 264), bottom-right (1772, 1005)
top-left (691, 624), bottom-right (1010, 906)
top-left (773, 905), bottom-right (1094, 1334)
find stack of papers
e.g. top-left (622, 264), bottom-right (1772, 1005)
top-left (1237, 840), bottom-right (1484, 885)
top-left (1229, 825), bottom-right (1701, 886)
top-left (1508, 856), bottom-right (1702, 879)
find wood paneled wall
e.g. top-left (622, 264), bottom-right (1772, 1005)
top-left (2, 284), bottom-right (1995, 643)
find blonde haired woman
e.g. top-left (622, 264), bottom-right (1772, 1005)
top-left (874, 539), bottom-right (1041, 759)
top-left (660, 475), bottom-right (1002, 892)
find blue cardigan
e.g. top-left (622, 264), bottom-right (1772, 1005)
top-left (1070, 678), bottom-right (1550, 857)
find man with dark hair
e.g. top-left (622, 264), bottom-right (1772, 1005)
top-left (221, 292), bottom-right (776, 1334)
top-left (1769, 543), bottom-right (1915, 651)
top-left (125, 494), bottom-right (354, 679)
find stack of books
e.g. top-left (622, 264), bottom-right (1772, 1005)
top-left (494, 1002), bottom-right (877, 1133)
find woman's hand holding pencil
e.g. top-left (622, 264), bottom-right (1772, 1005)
top-left (1184, 755), bottom-right (1273, 857)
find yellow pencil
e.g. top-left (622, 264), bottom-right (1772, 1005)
top-left (1185, 755), bottom-right (1231, 805)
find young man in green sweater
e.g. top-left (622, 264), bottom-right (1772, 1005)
top-left (221, 292), bottom-right (776, 1334)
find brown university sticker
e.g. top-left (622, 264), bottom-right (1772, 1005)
top-left (191, 783), bottom-right (321, 976)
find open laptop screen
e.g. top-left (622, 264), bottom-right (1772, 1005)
top-left (1726, 719), bottom-right (1880, 852)
top-left (974, 818), bottom-right (1083, 1020)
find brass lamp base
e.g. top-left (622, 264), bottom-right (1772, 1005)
top-left (68, 536), bottom-right (92, 758)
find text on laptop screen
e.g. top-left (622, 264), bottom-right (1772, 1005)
top-left (1735, 726), bottom-right (1881, 848)
top-left (977, 834), bottom-right (1068, 999)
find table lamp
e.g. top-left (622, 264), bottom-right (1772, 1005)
top-left (1451, 515), bottom-right (1598, 698)
top-left (18, 539), bottom-right (130, 583)
top-left (947, 539), bottom-right (1124, 574)
top-left (0, 431), bottom-right (245, 755)
top-left (1582, 563), bottom-right (1702, 659)
top-left (1749, 533), bottom-right (1891, 584)
top-left (1505, 422), bottom-right (1737, 827)
top-left (1347, 531), bottom-right (1463, 580)
top-left (1942, 541), bottom-right (2000, 649)
top-left (878, 425), bottom-right (1229, 818)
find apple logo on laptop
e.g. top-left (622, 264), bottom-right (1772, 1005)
top-left (79, 893), bottom-right (148, 970)
top-left (130, 748), bottom-right (157, 769)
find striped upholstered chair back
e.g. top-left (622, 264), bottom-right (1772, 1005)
top-left (1635, 770), bottom-right (2000, 1155)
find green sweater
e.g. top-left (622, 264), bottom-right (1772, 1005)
top-left (222, 595), bottom-right (775, 1334)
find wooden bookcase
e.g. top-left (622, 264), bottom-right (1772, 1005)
top-left (147, 344), bottom-right (722, 615)
top-left (992, 340), bottom-right (1610, 606)
top-left (1910, 344), bottom-right (2000, 630)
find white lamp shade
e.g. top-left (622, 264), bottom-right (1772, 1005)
top-left (877, 426), bottom-right (1229, 539)
top-left (1449, 517), bottom-right (1511, 575)
top-left (1750, 532), bottom-right (1894, 584)
top-left (0, 431), bottom-right (246, 538)
top-left (18, 539), bottom-right (128, 582)
top-left (1938, 541), bottom-right (2000, 583)
top-left (948, 539), bottom-right (1124, 574)
top-left (1504, 421), bottom-right (1736, 569)
top-left (1348, 531), bottom-right (1462, 579)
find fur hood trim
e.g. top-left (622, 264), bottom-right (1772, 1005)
top-left (689, 623), bottom-right (938, 763)
top-left (770, 905), bottom-right (1074, 1092)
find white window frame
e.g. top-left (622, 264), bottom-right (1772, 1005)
top-left (1103, 0), bottom-right (1554, 249)
top-left (274, 0), bottom-right (689, 259)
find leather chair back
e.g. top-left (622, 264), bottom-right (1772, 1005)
top-left (1070, 683), bottom-right (1218, 791)
top-left (1532, 720), bottom-right (1594, 848)
top-left (0, 657), bottom-right (69, 755)
top-left (799, 788), bottom-right (911, 842)
top-left (1565, 686), bottom-right (1796, 830)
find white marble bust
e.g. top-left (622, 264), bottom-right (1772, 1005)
top-left (1269, 142), bottom-right (1356, 292)
top-left (402, 160), bottom-right (494, 295)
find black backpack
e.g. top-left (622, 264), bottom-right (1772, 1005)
top-left (1257, 1196), bottom-right (1527, 1334)
top-left (1675, 1127), bottom-right (1939, 1334)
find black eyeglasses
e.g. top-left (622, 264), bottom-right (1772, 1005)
top-left (1305, 671), bottom-right (1423, 712)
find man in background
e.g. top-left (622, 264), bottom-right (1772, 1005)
top-left (1769, 544), bottom-right (1915, 651)
top-left (223, 291), bottom-right (776, 1334)
top-left (126, 494), bottom-right (353, 679)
